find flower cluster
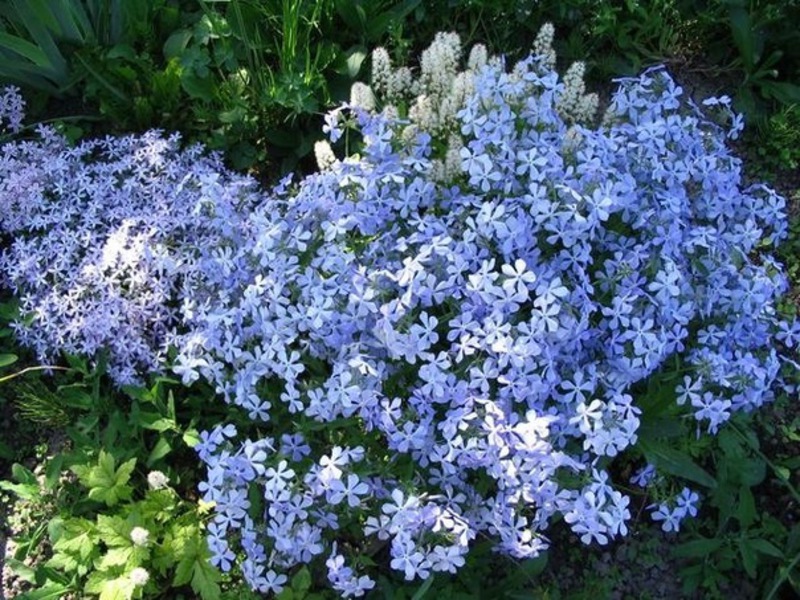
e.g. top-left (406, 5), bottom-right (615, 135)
top-left (0, 98), bottom-right (262, 384)
top-left (176, 56), bottom-right (795, 593)
top-left (2, 45), bottom-right (796, 596)
top-left (328, 26), bottom-right (598, 181)
top-left (630, 464), bottom-right (701, 532)
top-left (0, 86), bottom-right (25, 134)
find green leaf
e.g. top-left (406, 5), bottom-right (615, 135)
top-left (96, 514), bottom-right (133, 547)
top-left (4, 556), bottom-right (37, 583)
top-left (147, 437), bottom-right (172, 466)
top-left (72, 451), bottom-right (136, 507)
top-left (749, 538), bottom-right (784, 559)
top-left (335, 46), bottom-right (366, 78)
top-left (411, 575), bottom-right (435, 600)
top-left (11, 462), bottom-right (36, 485)
top-left (674, 538), bottom-right (723, 558)
top-left (181, 71), bottom-right (216, 101)
top-left (292, 566), bottom-right (312, 594)
top-left (738, 539), bottom-right (758, 578)
top-left (0, 480), bottom-right (39, 501)
top-left (183, 428), bottom-right (201, 448)
top-left (728, 6), bottom-right (757, 71)
top-left (0, 353), bottom-right (18, 367)
top-left (14, 581), bottom-right (72, 599)
top-left (95, 545), bottom-right (134, 569)
top-left (98, 576), bottom-right (134, 600)
top-left (191, 557), bottom-right (222, 600)
top-left (736, 486), bottom-right (756, 529)
top-left (641, 440), bottom-right (717, 488)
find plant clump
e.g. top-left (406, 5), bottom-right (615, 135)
top-left (1, 30), bottom-right (798, 597)
top-left (173, 56), bottom-right (797, 594)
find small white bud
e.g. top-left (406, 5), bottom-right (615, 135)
top-left (147, 471), bottom-right (169, 490)
top-left (130, 526), bottom-right (150, 547)
top-left (130, 567), bottom-right (150, 587)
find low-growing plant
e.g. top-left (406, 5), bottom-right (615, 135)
top-left (2, 20), bottom-right (799, 597)
top-left (175, 59), bottom-right (794, 594)
top-left (2, 450), bottom-right (222, 599)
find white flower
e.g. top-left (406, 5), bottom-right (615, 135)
top-left (371, 47), bottom-right (392, 96)
top-left (314, 141), bottom-right (336, 171)
top-left (147, 470), bottom-right (169, 490)
top-left (130, 526), bottom-right (150, 547)
top-left (350, 82), bottom-right (376, 111)
top-left (130, 567), bottom-right (150, 587)
top-left (533, 22), bottom-right (556, 70)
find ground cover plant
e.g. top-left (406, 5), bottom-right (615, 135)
top-left (3, 21), bottom-right (800, 597)
top-left (1, 5), bottom-right (799, 600)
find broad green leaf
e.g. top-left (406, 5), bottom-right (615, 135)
top-left (736, 486), bottom-right (756, 529)
top-left (674, 537), bottom-right (723, 558)
top-left (0, 480), bottom-right (39, 501)
top-left (4, 556), bottom-right (37, 582)
top-left (181, 71), bottom-right (216, 101)
top-left (98, 576), bottom-right (134, 600)
top-left (335, 46), bottom-right (366, 78)
top-left (739, 539), bottom-right (758, 578)
top-left (12, 462), bottom-right (37, 485)
top-left (728, 6), bottom-right (757, 71)
top-left (640, 440), bottom-right (717, 488)
top-left (96, 545), bottom-right (134, 569)
top-left (191, 557), bottom-right (222, 600)
top-left (146, 437), bottom-right (172, 466)
top-left (292, 566), bottom-right (312, 594)
top-left (0, 353), bottom-right (18, 367)
top-left (73, 451), bottom-right (136, 507)
top-left (14, 581), bottom-right (72, 599)
top-left (183, 428), bottom-right (201, 448)
top-left (96, 514), bottom-right (133, 547)
top-left (749, 538), bottom-right (783, 558)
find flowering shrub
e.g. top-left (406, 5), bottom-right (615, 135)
top-left (318, 25), bottom-right (599, 180)
top-left (172, 58), bottom-right (797, 594)
top-left (0, 102), bottom-right (262, 384)
top-left (2, 42), bottom-right (798, 596)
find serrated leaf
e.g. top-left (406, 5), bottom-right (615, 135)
top-left (96, 515), bottom-right (133, 548)
top-left (191, 556), bottom-right (222, 600)
top-left (96, 545), bottom-right (134, 569)
top-left (99, 576), bottom-right (134, 600)
top-left (75, 451), bottom-right (136, 507)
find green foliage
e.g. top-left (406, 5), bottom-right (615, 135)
top-left (672, 414), bottom-right (800, 598)
top-left (754, 105), bottom-right (800, 173)
top-left (0, 351), bottom-right (239, 598)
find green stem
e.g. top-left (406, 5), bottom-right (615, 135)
top-left (765, 550), bottom-right (800, 600)
top-left (0, 365), bottom-right (71, 384)
top-left (730, 421), bottom-right (800, 505)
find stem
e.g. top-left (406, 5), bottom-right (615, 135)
top-left (765, 550), bottom-right (800, 600)
top-left (0, 365), bottom-right (71, 384)
top-left (730, 422), bottom-right (800, 505)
